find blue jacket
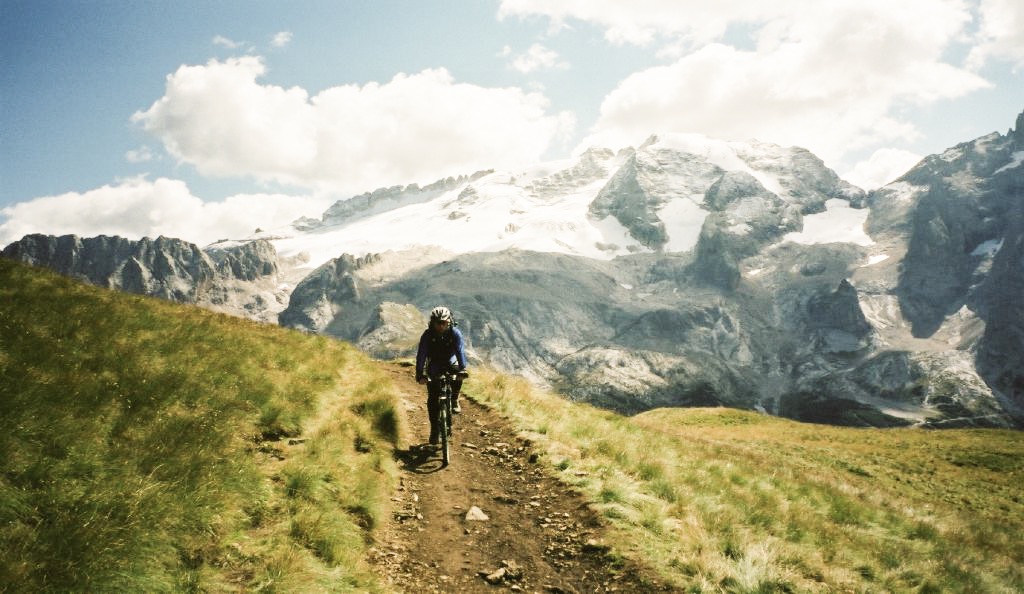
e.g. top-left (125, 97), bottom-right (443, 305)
top-left (416, 326), bottom-right (467, 379)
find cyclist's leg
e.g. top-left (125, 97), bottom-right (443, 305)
top-left (451, 376), bottom-right (463, 413)
top-left (426, 381), bottom-right (441, 444)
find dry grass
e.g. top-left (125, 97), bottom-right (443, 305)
top-left (468, 368), bottom-right (1024, 592)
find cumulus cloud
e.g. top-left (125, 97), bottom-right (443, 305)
top-left (843, 148), bottom-right (924, 190)
top-left (132, 57), bottom-right (571, 196)
top-left (503, 0), bottom-right (992, 168)
top-left (504, 43), bottom-right (569, 73)
top-left (0, 177), bottom-right (327, 247)
top-left (271, 31), bottom-right (293, 48)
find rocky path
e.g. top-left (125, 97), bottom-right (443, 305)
top-left (369, 362), bottom-right (669, 593)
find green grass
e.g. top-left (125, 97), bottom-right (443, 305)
top-left (7, 255), bottom-right (1023, 592)
top-left (0, 259), bottom-right (402, 592)
top-left (468, 368), bottom-right (1024, 593)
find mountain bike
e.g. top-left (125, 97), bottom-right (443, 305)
top-left (430, 370), bottom-right (467, 466)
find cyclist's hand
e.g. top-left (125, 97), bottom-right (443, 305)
top-left (417, 377), bottom-right (428, 385)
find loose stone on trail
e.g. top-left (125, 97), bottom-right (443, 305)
top-left (465, 505), bottom-right (490, 521)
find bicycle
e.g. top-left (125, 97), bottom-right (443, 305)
top-left (429, 369), bottom-right (467, 466)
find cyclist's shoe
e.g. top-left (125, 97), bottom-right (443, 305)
top-left (452, 402), bottom-right (462, 414)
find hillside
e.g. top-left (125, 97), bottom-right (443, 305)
top-left (467, 370), bottom-right (1024, 592)
top-left (0, 258), bottom-right (403, 591)
top-left (3, 259), bottom-right (1023, 592)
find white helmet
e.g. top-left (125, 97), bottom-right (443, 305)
top-left (430, 306), bottom-right (453, 323)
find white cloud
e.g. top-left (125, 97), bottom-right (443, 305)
top-left (0, 177), bottom-right (327, 247)
top-left (212, 35), bottom-right (244, 49)
top-left (132, 57), bottom-right (571, 196)
top-left (499, 0), bottom-right (782, 46)
top-left (125, 145), bottom-right (155, 163)
top-left (843, 148), bottom-right (923, 190)
top-left (543, 1), bottom-right (990, 168)
top-left (968, 0), bottom-right (1024, 69)
top-left (507, 43), bottom-right (569, 73)
top-left (271, 31), bottom-right (293, 48)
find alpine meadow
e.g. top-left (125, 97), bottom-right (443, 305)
top-left (3, 255), bottom-right (1023, 592)
top-left (0, 258), bottom-right (403, 591)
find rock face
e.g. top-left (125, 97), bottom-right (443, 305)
top-left (7, 112), bottom-right (1023, 428)
top-left (529, 147), bottom-right (617, 198)
top-left (863, 111), bottom-right (1024, 423)
top-left (206, 239), bottom-right (278, 281)
top-left (356, 302), bottom-right (427, 359)
top-left (871, 128), bottom-right (1022, 339)
top-left (805, 279), bottom-right (873, 353)
top-left (308, 171), bottom-right (493, 230)
top-left (2, 234), bottom-right (287, 322)
top-left (587, 135), bottom-right (856, 253)
top-left (2, 234), bottom-right (217, 302)
top-left (975, 192), bottom-right (1024, 419)
top-left (589, 147), bottom-right (671, 250)
top-left (277, 253), bottom-right (380, 333)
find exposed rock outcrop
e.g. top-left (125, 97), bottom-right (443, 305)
top-left (805, 279), bottom-right (873, 353)
top-left (2, 234), bottom-right (285, 322)
top-left (2, 234), bottom-right (216, 302)
top-left (356, 302), bottom-right (427, 359)
top-left (867, 110), bottom-right (1024, 422)
top-left (784, 350), bottom-right (1011, 428)
top-left (975, 205), bottom-right (1024, 417)
top-left (528, 148), bottom-right (618, 198)
top-left (278, 253), bottom-right (381, 333)
top-left (589, 148), bottom-right (671, 250)
top-left (308, 171), bottom-right (493, 229)
top-left (206, 239), bottom-right (279, 281)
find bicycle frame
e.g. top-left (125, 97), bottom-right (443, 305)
top-left (429, 372), bottom-right (456, 466)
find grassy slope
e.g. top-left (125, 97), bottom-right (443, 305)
top-left (5, 255), bottom-right (1023, 592)
top-left (469, 369), bottom-right (1024, 593)
top-left (0, 259), bottom-right (402, 592)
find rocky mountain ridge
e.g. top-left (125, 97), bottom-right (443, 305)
top-left (5, 113), bottom-right (1022, 428)
top-left (2, 234), bottom-right (288, 322)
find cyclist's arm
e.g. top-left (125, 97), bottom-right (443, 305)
top-left (415, 331), bottom-right (430, 381)
top-left (452, 328), bottom-right (468, 372)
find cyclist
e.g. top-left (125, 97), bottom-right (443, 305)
top-left (415, 306), bottom-right (469, 446)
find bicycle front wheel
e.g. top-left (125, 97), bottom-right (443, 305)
top-left (439, 403), bottom-right (450, 465)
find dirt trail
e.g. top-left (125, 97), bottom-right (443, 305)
top-left (370, 362), bottom-right (670, 593)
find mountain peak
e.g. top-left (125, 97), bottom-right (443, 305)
top-left (1013, 109), bottom-right (1024, 146)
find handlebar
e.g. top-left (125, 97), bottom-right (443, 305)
top-left (425, 370), bottom-right (469, 382)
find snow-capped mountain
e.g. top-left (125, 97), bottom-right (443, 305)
top-left (254, 133), bottom-right (862, 272)
top-left (5, 112), bottom-right (1023, 428)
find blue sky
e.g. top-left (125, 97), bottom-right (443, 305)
top-left (2, 0), bottom-right (1022, 246)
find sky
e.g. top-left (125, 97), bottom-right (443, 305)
top-left (1, 0), bottom-right (1022, 247)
